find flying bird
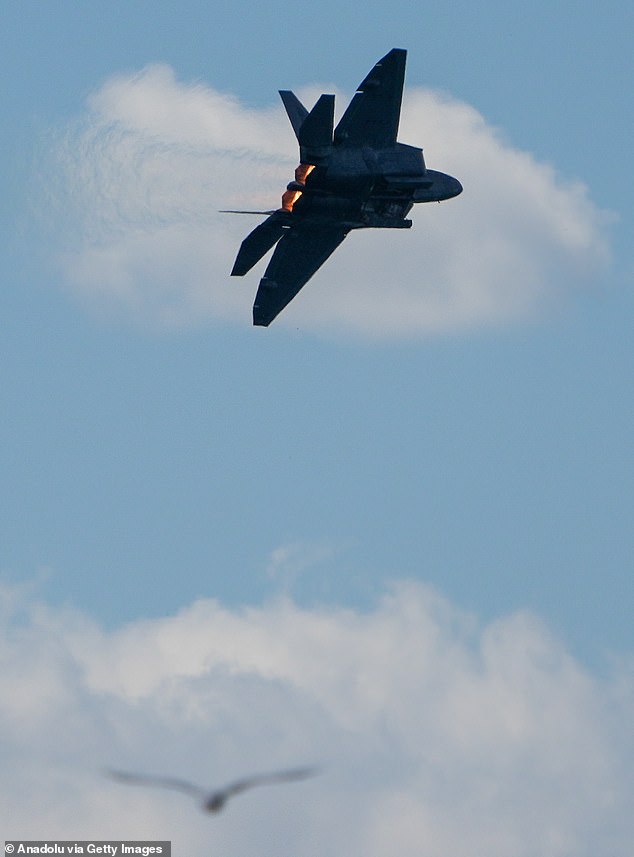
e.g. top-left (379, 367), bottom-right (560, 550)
top-left (106, 766), bottom-right (318, 813)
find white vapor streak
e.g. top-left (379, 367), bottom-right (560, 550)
top-left (46, 65), bottom-right (611, 335)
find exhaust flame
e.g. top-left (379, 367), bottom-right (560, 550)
top-left (281, 163), bottom-right (316, 211)
top-left (295, 163), bottom-right (315, 183)
top-left (282, 190), bottom-right (302, 211)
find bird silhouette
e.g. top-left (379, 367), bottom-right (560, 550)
top-left (106, 766), bottom-right (318, 813)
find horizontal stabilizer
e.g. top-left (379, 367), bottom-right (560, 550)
top-left (230, 212), bottom-right (291, 277)
top-left (279, 90), bottom-right (309, 140)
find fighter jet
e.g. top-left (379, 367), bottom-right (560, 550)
top-left (106, 766), bottom-right (318, 814)
top-left (229, 48), bottom-right (462, 326)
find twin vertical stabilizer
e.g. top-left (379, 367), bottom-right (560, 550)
top-left (279, 90), bottom-right (334, 163)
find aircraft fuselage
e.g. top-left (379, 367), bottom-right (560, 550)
top-left (230, 48), bottom-right (463, 326)
top-left (284, 142), bottom-right (461, 229)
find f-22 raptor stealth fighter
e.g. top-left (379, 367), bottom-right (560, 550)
top-left (230, 48), bottom-right (462, 326)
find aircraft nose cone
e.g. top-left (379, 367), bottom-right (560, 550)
top-left (449, 176), bottom-right (463, 198)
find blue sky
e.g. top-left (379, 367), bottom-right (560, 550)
top-left (1, 2), bottom-right (633, 853)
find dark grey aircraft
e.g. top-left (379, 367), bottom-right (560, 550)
top-left (106, 766), bottom-right (318, 814)
top-left (229, 48), bottom-right (462, 326)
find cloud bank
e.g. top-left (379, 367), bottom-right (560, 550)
top-left (44, 65), bottom-right (611, 336)
top-left (1, 579), bottom-right (632, 856)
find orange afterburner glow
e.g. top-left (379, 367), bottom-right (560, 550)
top-left (281, 163), bottom-right (316, 211)
top-left (281, 190), bottom-right (301, 211)
top-left (295, 163), bottom-right (315, 183)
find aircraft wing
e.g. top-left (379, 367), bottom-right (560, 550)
top-left (252, 222), bottom-right (348, 326)
top-left (334, 48), bottom-right (406, 148)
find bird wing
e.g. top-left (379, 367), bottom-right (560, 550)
top-left (105, 769), bottom-right (206, 800)
top-left (223, 766), bottom-right (319, 797)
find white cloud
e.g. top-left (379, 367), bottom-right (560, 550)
top-left (266, 540), bottom-right (337, 594)
top-left (44, 65), bottom-right (611, 336)
top-left (0, 579), bottom-right (632, 856)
